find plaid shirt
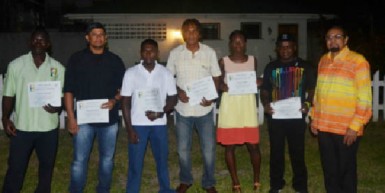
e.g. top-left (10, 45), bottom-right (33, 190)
top-left (167, 43), bottom-right (221, 117)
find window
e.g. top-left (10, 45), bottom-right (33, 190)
top-left (201, 23), bottom-right (220, 40)
top-left (104, 23), bottom-right (167, 40)
top-left (241, 22), bottom-right (262, 39)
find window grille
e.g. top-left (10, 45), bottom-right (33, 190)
top-left (104, 23), bottom-right (167, 40)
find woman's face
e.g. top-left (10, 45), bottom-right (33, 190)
top-left (229, 34), bottom-right (246, 54)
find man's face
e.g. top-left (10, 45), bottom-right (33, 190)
top-left (325, 28), bottom-right (348, 53)
top-left (30, 32), bottom-right (50, 55)
top-left (86, 28), bottom-right (107, 49)
top-left (182, 24), bottom-right (200, 46)
top-left (277, 41), bottom-right (296, 61)
top-left (141, 43), bottom-right (158, 65)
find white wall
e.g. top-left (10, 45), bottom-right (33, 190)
top-left (65, 13), bottom-right (322, 75)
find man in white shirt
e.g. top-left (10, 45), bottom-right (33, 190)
top-left (121, 39), bottom-right (177, 193)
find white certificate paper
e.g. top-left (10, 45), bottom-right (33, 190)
top-left (271, 97), bottom-right (302, 119)
top-left (76, 99), bottom-right (109, 124)
top-left (185, 76), bottom-right (218, 106)
top-left (136, 88), bottom-right (163, 112)
top-left (28, 81), bottom-right (61, 107)
top-left (226, 71), bottom-right (258, 95)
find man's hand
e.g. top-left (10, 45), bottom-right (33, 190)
top-left (43, 104), bottom-right (62, 113)
top-left (200, 97), bottom-right (213, 107)
top-left (101, 99), bottom-right (117, 110)
top-left (67, 118), bottom-right (79, 135)
top-left (309, 119), bottom-right (318, 136)
top-left (300, 103), bottom-right (310, 114)
top-left (177, 89), bottom-right (189, 103)
top-left (127, 129), bottom-right (139, 144)
top-left (343, 128), bottom-right (357, 146)
top-left (145, 111), bottom-right (164, 121)
top-left (257, 77), bottom-right (263, 87)
top-left (263, 104), bottom-right (274, 115)
top-left (220, 83), bottom-right (228, 92)
top-left (2, 118), bottom-right (16, 136)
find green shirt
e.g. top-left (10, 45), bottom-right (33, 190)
top-left (3, 52), bottom-right (65, 132)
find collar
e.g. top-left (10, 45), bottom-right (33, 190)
top-left (28, 51), bottom-right (50, 67)
top-left (139, 60), bottom-right (159, 73)
top-left (327, 46), bottom-right (350, 60)
top-left (181, 42), bottom-right (202, 52)
top-left (85, 47), bottom-right (107, 55)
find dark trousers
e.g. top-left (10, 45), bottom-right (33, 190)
top-left (2, 129), bottom-right (58, 193)
top-left (318, 131), bottom-right (360, 193)
top-left (267, 118), bottom-right (308, 192)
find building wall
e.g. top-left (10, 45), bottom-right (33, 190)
top-left (0, 14), bottom-right (324, 76)
top-left (65, 13), bottom-right (322, 75)
top-left (0, 32), bottom-right (84, 73)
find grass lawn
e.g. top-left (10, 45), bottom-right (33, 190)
top-left (0, 117), bottom-right (384, 193)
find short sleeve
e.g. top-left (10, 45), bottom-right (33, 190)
top-left (261, 64), bottom-right (272, 91)
top-left (166, 69), bottom-right (177, 96)
top-left (3, 61), bottom-right (16, 97)
top-left (120, 69), bottom-right (134, 97)
top-left (63, 55), bottom-right (76, 93)
top-left (209, 50), bottom-right (221, 77)
top-left (166, 50), bottom-right (176, 75)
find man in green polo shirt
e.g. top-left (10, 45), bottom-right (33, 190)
top-left (1, 27), bottom-right (65, 193)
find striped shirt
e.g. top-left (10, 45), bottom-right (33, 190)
top-left (261, 57), bottom-right (316, 104)
top-left (310, 47), bottom-right (372, 136)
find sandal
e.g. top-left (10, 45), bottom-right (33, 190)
top-left (253, 182), bottom-right (261, 191)
top-left (232, 184), bottom-right (242, 193)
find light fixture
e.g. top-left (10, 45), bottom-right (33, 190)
top-left (171, 30), bottom-right (182, 40)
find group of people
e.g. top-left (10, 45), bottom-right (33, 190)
top-left (1, 17), bottom-right (372, 193)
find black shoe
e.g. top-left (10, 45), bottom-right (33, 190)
top-left (176, 183), bottom-right (192, 193)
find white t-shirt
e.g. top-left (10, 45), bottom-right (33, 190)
top-left (121, 61), bottom-right (177, 125)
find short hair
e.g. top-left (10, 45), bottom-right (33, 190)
top-left (327, 25), bottom-right (347, 36)
top-left (31, 26), bottom-right (50, 40)
top-left (181, 18), bottom-right (202, 34)
top-left (85, 22), bottom-right (106, 35)
top-left (229, 30), bottom-right (247, 42)
top-left (141, 38), bottom-right (158, 50)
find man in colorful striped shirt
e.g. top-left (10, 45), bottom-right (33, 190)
top-left (310, 25), bottom-right (372, 193)
top-left (261, 33), bottom-right (316, 193)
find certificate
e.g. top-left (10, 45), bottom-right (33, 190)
top-left (76, 99), bottom-right (109, 124)
top-left (28, 81), bottom-right (61, 107)
top-left (271, 97), bottom-right (302, 119)
top-left (226, 71), bottom-right (258, 95)
top-left (135, 88), bottom-right (163, 112)
top-left (185, 76), bottom-right (218, 106)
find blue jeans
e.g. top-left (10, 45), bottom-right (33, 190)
top-left (69, 123), bottom-right (118, 193)
top-left (126, 125), bottom-right (175, 193)
top-left (175, 110), bottom-right (216, 188)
